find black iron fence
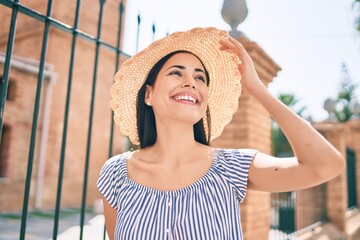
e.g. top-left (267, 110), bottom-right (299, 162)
top-left (0, 0), bottom-right (128, 239)
top-left (270, 121), bottom-right (327, 239)
top-left (269, 185), bottom-right (327, 240)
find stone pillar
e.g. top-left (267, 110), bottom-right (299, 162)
top-left (212, 37), bottom-right (281, 240)
top-left (346, 119), bottom-right (360, 207)
top-left (313, 123), bottom-right (348, 232)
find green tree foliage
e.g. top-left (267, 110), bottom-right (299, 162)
top-left (271, 93), bottom-right (309, 157)
top-left (272, 122), bottom-right (293, 157)
top-left (333, 63), bottom-right (358, 122)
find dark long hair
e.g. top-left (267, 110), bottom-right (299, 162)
top-left (136, 51), bottom-right (211, 148)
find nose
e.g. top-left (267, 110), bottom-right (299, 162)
top-left (182, 83), bottom-right (196, 89)
top-left (181, 75), bottom-right (196, 89)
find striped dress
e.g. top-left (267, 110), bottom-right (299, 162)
top-left (97, 148), bottom-right (257, 240)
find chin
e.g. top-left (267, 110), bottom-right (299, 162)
top-left (169, 113), bottom-right (203, 125)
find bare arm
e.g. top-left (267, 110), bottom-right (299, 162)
top-left (221, 37), bottom-right (345, 192)
top-left (102, 196), bottom-right (116, 240)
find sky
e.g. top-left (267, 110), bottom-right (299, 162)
top-left (122, 0), bottom-right (360, 122)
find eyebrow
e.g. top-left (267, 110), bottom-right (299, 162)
top-left (166, 65), bottom-right (205, 74)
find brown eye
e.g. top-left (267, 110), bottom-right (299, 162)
top-left (195, 75), bottom-right (206, 83)
top-left (169, 70), bottom-right (182, 77)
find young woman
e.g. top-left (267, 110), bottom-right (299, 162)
top-left (97, 27), bottom-right (344, 240)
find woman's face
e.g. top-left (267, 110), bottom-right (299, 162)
top-left (146, 52), bottom-right (209, 125)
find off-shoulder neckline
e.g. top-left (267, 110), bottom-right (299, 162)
top-left (121, 148), bottom-right (222, 195)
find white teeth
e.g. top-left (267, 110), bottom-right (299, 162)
top-left (174, 95), bottom-right (197, 103)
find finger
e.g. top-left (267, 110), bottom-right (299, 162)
top-left (219, 40), bottom-right (235, 50)
top-left (219, 40), bottom-right (242, 58)
top-left (219, 45), bottom-right (231, 50)
top-left (219, 45), bottom-right (239, 56)
top-left (220, 39), bottom-right (248, 66)
top-left (238, 63), bottom-right (244, 75)
top-left (228, 37), bottom-right (244, 50)
top-left (228, 37), bottom-right (249, 60)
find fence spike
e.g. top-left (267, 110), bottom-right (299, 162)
top-left (119, 1), bottom-right (124, 13)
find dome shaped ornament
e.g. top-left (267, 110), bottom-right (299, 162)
top-left (221, 0), bottom-right (248, 38)
top-left (323, 98), bottom-right (337, 122)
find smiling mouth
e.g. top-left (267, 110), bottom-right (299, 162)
top-left (172, 95), bottom-right (199, 104)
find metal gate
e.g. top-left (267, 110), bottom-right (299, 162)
top-left (0, 1), bottom-right (129, 239)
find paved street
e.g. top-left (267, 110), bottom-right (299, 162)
top-left (0, 209), bottom-right (107, 240)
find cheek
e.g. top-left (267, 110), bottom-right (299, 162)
top-left (152, 85), bottom-right (169, 100)
top-left (199, 86), bottom-right (209, 103)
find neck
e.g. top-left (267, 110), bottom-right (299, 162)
top-left (142, 119), bottom-right (206, 164)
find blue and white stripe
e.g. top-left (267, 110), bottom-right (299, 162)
top-left (97, 148), bottom-right (257, 240)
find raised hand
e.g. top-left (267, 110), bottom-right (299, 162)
top-left (220, 36), bottom-right (266, 96)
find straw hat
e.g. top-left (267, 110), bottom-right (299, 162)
top-left (111, 27), bottom-right (242, 145)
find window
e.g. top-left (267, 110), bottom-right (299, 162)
top-left (347, 147), bottom-right (358, 209)
top-left (0, 76), bottom-right (16, 101)
top-left (0, 125), bottom-right (10, 178)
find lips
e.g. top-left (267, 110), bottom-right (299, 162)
top-left (171, 92), bottom-right (199, 104)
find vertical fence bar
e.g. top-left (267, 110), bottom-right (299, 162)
top-left (103, 2), bottom-right (124, 239)
top-left (79, 1), bottom-right (106, 239)
top-left (347, 148), bottom-right (358, 209)
top-left (136, 13), bottom-right (141, 52)
top-left (152, 23), bottom-right (156, 42)
top-left (0, 0), bottom-right (19, 142)
top-left (51, 0), bottom-right (82, 239)
top-left (109, 1), bottom-right (124, 158)
top-left (19, 0), bottom-right (54, 239)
